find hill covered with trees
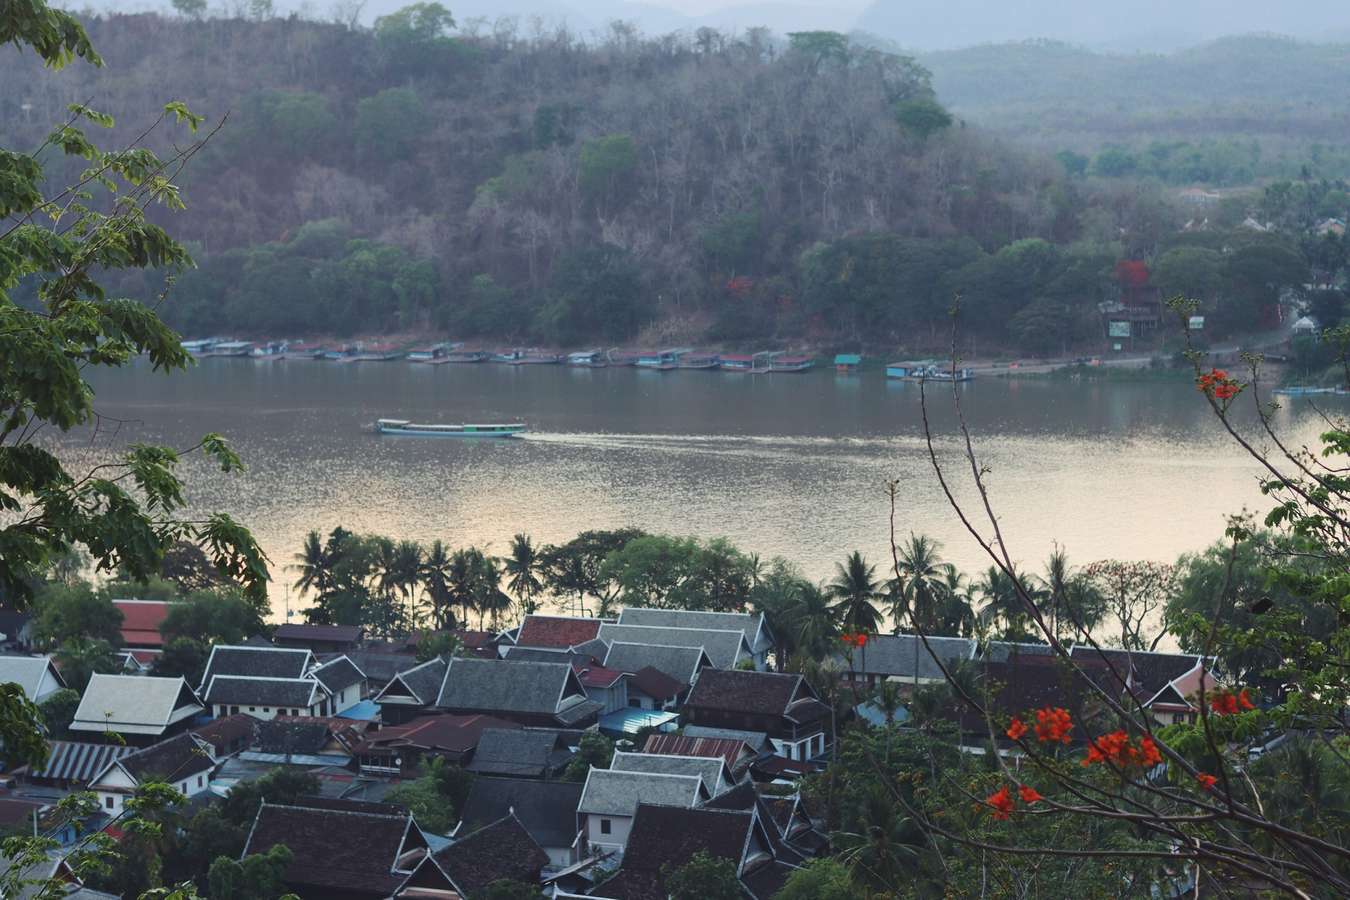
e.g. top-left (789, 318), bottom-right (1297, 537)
top-left (7, 9), bottom-right (1335, 352)
top-left (5, 7), bottom-right (1202, 350)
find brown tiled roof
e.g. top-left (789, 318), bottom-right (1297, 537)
top-left (242, 802), bottom-right (419, 896)
top-left (957, 656), bottom-right (1117, 736)
top-left (0, 798), bottom-right (44, 827)
top-left (360, 713), bottom-right (520, 754)
top-left (434, 813), bottom-right (549, 896)
top-left (641, 733), bottom-right (751, 769)
top-left (687, 669), bottom-right (803, 716)
top-left (118, 732), bottom-right (214, 783)
top-left (192, 714), bottom-right (254, 751)
top-left (628, 666), bottom-right (684, 700)
top-left (516, 615), bottom-right (603, 649)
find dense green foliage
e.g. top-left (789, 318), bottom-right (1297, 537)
top-left (663, 850), bottom-right (742, 900)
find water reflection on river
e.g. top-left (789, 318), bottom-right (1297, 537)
top-left (60, 359), bottom-right (1326, 612)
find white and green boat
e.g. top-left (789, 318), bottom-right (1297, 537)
top-left (375, 419), bottom-right (526, 438)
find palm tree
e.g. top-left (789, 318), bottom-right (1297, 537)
top-left (391, 540), bottom-right (424, 632)
top-left (503, 533), bottom-right (544, 616)
top-left (1038, 547), bottom-right (1106, 641)
top-left (420, 541), bottom-right (455, 630)
top-left (793, 582), bottom-right (839, 662)
top-left (976, 564), bottom-right (1043, 640)
top-left (890, 533), bottom-right (947, 634)
top-left (827, 551), bottom-right (883, 680)
top-left (448, 548), bottom-right (479, 629)
top-left (932, 565), bottom-right (977, 637)
top-left (291, 530), bottom-right (332, 597)
top-left (833, 793), bottom-right (923, 890)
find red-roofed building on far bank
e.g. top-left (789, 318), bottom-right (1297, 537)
top-left (514, 615), bottom-right (603, 650)
top-left (112, 599), bottom-right (170, 651)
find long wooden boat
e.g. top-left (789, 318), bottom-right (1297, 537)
top-left (635, 348), bottom-right (686, 370)
top-left (375, 419), bottom-right (527, 438)
top-left (677, 352), bottom-right (721, 369)
top-left (429, 350), bottom-right (488, 364)
top-left (719, 353), bottom-right (770, 373)
top-left (768, 354), bottom-right (815, 373)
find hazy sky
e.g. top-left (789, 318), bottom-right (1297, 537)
top-left (66, 0), bottom-right (1350, 49)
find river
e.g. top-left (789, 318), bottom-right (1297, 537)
top-left (57, 358), bottom-right (1327, 614)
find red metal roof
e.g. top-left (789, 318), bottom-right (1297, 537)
top-left (641, 733), bottom-right (751, 769)
top-left (515, 615), bottom-right (602, 649)
top-left (113, 599), bottom-right (170, 647)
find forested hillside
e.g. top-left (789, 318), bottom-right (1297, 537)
top-left (0, 9), bottom-right (1249, 348)
top-left (915, 35), bottom-right (1350, 184)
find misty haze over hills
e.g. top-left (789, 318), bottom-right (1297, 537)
top-left (64, 0), bottom-right (1350, 47)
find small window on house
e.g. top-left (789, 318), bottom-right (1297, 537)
top-left (197, 776), bottom-right (203, 787)
top-left (1173, 712), bottom-right (1186, 725)
top-left (262, 707), bottom-right (270, 714)
top-left (249, 707), bottom-right (255, 712)
top-left (600, 819), bottom-right (612, 835)
top-left (105, 796), bottom-right (114, 809)
top-left (230, 706), bottom-right (239, 715)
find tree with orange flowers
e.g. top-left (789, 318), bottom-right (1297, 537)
top-left (856, 295), bottom-right (1350, 898)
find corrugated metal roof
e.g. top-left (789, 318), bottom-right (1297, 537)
top-left (28, 741), bottom-right (135, 783)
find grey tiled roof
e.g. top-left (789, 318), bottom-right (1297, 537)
top-left (0, 655), bottom-right (63, 699)
top-left (570, 637), bottom-right (611, 661)
top-left (200, 645), bottom-right (311, 688)
top-left (683, 725), bottom-right (771, 752)
top-left (311, 655), bottom-right (365, 693)
top-left (466, 727), bottom-right (569, 777)
top-left (435, 658), bottom-right (580, 715)
top-left (610, 751), bottom-right (727, 795)
top-left (458, 777), bottom-right (584, 848)
top-left (829, 634), bottom-right (976, 678)
top-left (577, 769), bottom-right (704, 818)
top-left (602, 642), bottom-right (710, 685)
top-left (377, 656), bottom-right (447, 705)
top-left (617, 608), bottom-right (772, 652)
top-left (203, 675), bottom-right (319, 708)
top-left (596, 624), bottom-right (749, 669)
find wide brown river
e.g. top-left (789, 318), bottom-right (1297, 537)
top-left (61, 358), bottom-right (1330, 614)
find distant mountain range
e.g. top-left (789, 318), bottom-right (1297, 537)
top-left (856, 0), bottom-right (1350, 51)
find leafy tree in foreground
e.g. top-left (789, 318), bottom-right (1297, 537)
top-left (0, 0), bottom-right (268, 652)
top-left (31, 583), bottom-right (123, 649)
top-left (207, 844), bottom-right (292, 900)
top-left (37, 687), bottom-right (80, 739)
top-left (662, 850), bottom-right (741, 900)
